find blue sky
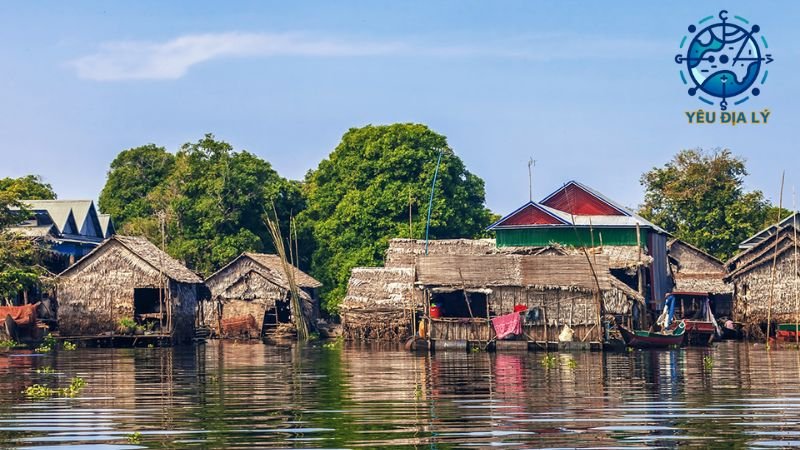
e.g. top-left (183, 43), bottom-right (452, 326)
top-left (1, 1), bottom-right (796, 215)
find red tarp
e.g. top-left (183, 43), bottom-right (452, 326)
top-left (0, 304), bottom-right (37, 326)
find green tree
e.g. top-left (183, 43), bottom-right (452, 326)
top-left (300, 123), bottom-right (493, 312)
top-left (98, 144), bottom-right (175, 226)
top-left (107, 134), bottom-right (306, 275)
top-left (0, 192), bottom-right (46, 303)
top-left (0, 175), bottom-right (56, 200)
top-left (639, 148), bottom-right (771, 260)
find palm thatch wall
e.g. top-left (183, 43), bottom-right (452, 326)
top-left (57, 235), bottom-right (203, 342)
top-left (726, 226), bottom-right (800, 323)
top-left (202, 253), bottom-right (320, 337)
top-left (668, 239), bottom-right (730, 294)
top-left (340, 267), bottom-right (418, 341)
top-left (416, 253), bottom-right (617, 342)
top-left (342, 238), bottom-right (643, 342)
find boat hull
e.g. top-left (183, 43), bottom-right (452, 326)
top-left (619, 326), bottom-right (686, 349)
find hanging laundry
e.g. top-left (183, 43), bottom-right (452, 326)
top-left (492, 312), bottom-right (522, 340)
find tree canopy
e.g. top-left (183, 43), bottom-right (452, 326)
top-left (0, 188), bottom-right (47, 303)
top-left (639, 148), bottom-right (771, 260)
top-left (98, 144), bottom-right (175, 226)
top-left (102, 134), bottom-right (305, 275)
top-left (0, 175), bottom-right (56, 200)
top-left (300, 123), bottom-right (493, 312)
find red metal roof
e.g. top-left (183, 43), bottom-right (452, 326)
top-left (496, 203), bottom-right (565, 226)
top-left (541, 182), bottom-right (626, 216)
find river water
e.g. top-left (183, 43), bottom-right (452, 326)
top-left (0, 341), bottom-right (799, 448)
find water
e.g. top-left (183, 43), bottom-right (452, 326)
top-left (1, 341), bottom-right (800, 448)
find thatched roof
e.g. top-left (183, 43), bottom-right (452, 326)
top-left (59, 235), bottom-right (203, 284)
top-left (384, 238), bottom-right (650, 270)
top-left (385, 238), bottom-right (496, 267)
top-left (726, 225), bottom-right (800, 280)
top-left (341, 267), bottom-right (415, 311)
top-left (208, 252), bottom-right (321, 289)
top-left (415, 254), bottom-right (611, 291)
top-left (668, 239), bottom-right (729, 294)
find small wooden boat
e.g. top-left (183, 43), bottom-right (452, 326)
top-left (619, 321), bottom-right (686, 349)
top-left (670, 319), bottom-right (716, 346)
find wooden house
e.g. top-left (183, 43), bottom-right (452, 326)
top-left (203, 253), bottom-right (321, 338)
top-left (725, 224), bottom-right (800, 326)
top-left (487, 181), bottom-right (671, 311)
top-left (668, 239), bottom-right (732, 316)
top-left (57, 235), bottom-right (204, 343)
top-left (340, 267), bottom-right (418, 341)
top-left (415, 253), bottom-right (642, 346)
top-left (340, 239), bottom-right (644, 342)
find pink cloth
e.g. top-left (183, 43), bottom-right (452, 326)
top-left (492, 312), bottom-right (522, 340)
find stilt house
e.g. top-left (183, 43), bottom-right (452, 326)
top-left (340, 238), bottom-right (643, 342)
top-left (725, 224), bottom-right (800, 325)
top-left (667, 239), bottom-right (732, 316)
top-left (487, 180), bottom-right (671, 311)
top-left (203, 253), bottom-right (321, 338)
top-left (57, 235), bottom-right (204, 342)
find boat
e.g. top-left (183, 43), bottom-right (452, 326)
top-left (619, 321), bottom-right (686, 349)
top-left (669, 319), bottom-right (717, 345)
top-left (776, 323), bottom-right (800, 342)
top-left (660, 292), bottom-right (721, 346)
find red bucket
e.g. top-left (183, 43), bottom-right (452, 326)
top-left (430, 305), bottom-right (442, 319)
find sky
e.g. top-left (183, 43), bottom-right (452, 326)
top-left (0, 1), bottom-right (797, 215)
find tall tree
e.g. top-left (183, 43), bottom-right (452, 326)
top-left (98, 144), bottom-right (175, 226)
top-left (300, 123), bottom-right (493, 312)
top-left (106, 135), bottom-right (305, 275)
top-left (639, 148), bottom-right (771, 260)
top-left (0, 175), bottom-right (56, 200)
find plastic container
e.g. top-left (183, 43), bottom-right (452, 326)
top-left (430, 305), bottom-right (442, 319)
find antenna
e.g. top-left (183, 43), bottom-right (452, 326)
top-left (528, 157), bottom-right (536, 202)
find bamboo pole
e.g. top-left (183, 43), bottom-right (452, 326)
top-left (794, 189), bottom-right (799, 344)
top-left (265, 206), bottom-right (310, 341)
top-left (766, 172), bottom-right (785, 349)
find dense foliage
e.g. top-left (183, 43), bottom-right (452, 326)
top-left (101, 134), bottom-right (305, 275)
top-left (98, 144), bottom-right (175, 226)
top-left (0, 191), bottom-right (47, 303)
top-left (0, 175), bottom-right (56, 200)
top-left (300, 123), bottom-right (493, 312)
top-left (639, 149), bottom-right (772, 260)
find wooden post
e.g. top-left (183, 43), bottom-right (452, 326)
top-left (766, 172), bottom-right (785, 348)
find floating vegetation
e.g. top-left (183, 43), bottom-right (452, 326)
top-left (126, 432), bottom-right (142, 444)
top-left (322, 335), bottom-right (344, 350)
top-left (540, 354), bottom-right (557, 368)
top-left (0, 339), bottom-right (20, 348)
top-left (23, 377), bottom-right (86, 399)
top-left (566, 357), bottom-right (578, 369)
top-left (35, 333), bottom-right (58, 353)
top-left (62, 341), bottom-right (77, 351)
top-left (36, 366), bottom-right (55, 374)
top-left (703, 355), bottom-right (714, 370)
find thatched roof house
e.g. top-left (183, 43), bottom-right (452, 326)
top-left (57, 235), bottom-right (204, 342)
top-left (341, 238), bottom-right (644, 342)
top-left (340, 267), bottom-right (418, 341)
top-left (203, 253), bottom-right (321, 338)
top-left (725, 224), bottom-right (800, 324)
top-left (415, 253), bottom-right (639, 343)
top-left (668, 239), bottom-right (730, 294)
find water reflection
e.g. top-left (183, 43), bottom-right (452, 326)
top-left (2, 342), bottom-right (800, 447)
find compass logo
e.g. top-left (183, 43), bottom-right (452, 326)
top-left (675, 10), bottom-right (773, 111)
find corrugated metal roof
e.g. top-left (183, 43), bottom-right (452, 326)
top-left (488, 181), bottom-right (667, 234)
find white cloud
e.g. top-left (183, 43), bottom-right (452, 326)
top-left (69, 32), bottom-right (665, 81)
